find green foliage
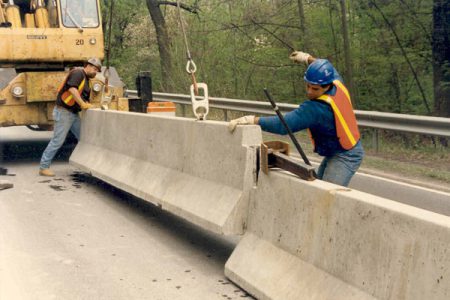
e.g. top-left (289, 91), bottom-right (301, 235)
top-left (100, 0), bottom-right (158, 89)
top-left (103, 0), bottom-right (439, 115)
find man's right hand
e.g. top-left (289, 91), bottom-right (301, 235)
top-left (81, 102), bottom-right (93, 110)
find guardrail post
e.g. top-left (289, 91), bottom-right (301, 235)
top-left (373, 129), bottom-right (379, 153)
top-left (223, 109), bottom-right (229, 121)
top-left (181, 105), bottom-right (186, 117)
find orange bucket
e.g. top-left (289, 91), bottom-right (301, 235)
top-left (147, 102), bottom-right (176, 116)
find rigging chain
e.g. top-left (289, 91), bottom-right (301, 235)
top-left (175, 0), bottom-right (209, 120)
top-left (176, 0), bottom-right (198, 95)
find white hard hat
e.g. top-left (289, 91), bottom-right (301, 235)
top-left (86, 57), bottom-right (102, 72)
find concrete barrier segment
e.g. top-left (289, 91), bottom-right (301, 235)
top-left (226, 233), bottom-right (376, 300)
top-left (225, 171), bottom-right (450, 300)
top-left (70, 110), bottom-right (262, 235)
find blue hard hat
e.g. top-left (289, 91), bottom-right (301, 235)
top-left (304, 59), bottom-right (335, 85)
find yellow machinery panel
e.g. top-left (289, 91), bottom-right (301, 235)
top-left (25, 72), bottom-right (67, 102)
top-left (0, 0), bottom-right (104, 64)
top-left (0, 28), bottom-right (104, 63)
top-left (0, 103), bottom-right (52, 127)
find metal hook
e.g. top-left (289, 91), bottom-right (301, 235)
top-left (186, 59), bottom-right (197, 74)
top-left (190, 83), bottom-right (209, 120)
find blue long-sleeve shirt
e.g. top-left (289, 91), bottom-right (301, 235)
top-left (258, 69), bottom-right (348, 157)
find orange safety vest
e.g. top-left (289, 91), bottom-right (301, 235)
top-left (57, 69), bottom-right (86, 107)
top-left (311, 80), bottom-right (360, 150)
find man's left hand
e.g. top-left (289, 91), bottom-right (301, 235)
top-left (228, 115), bottom-right (255, 133)
top-left (81, 102), bottom-right (93, 110)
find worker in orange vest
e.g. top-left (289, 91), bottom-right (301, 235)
top-left (39, 58), bottom-right (101, 177)
top-left (229, 51), bottom-right (364, 187)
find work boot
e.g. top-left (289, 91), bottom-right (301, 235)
top-left (39, 168), bottom-right (55, 177)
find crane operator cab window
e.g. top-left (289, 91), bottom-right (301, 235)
top-left (60, 0), bottom-right (99, 28)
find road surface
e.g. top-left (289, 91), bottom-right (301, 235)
top-left (0, 127), bottom-right (250, 300)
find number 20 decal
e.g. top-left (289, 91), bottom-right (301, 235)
top-left (76, 39), bottom-right (84, 46)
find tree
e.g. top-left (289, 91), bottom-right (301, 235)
top-left (297, 0), bottom-right (307, 50)
top-left (432, 0), bottom-right (450, 118)
top-left (144, 1), bottom-right (200, 91)
top-left (365, 0), bottom-right (432, 114)
top-left (145, 0), bottom-right (174, 91)
top-left (339, 0), bottom-right (356, 107)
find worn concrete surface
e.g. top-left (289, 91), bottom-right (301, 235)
top-left (226, 171), bottom-right (450, 300)
top-left (70, 110), bottom-right (261, 235)
top-left (226, 233), bottom-right (377, 300)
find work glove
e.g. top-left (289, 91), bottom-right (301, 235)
top-left (81, 102), bottom-right (93, 110)
top-left (228, 115), bottom-right (255, 133)
top-left (289, 51), bottom-right (311, 64)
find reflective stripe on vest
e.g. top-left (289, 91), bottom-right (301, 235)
top-left (314, 80), bottom-right (360, 150)
top-left (58, 70), bottom-right (86, 107)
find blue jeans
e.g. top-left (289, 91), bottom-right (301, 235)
top-left (40, 106), bottom-right (80, 169)
top-left (316, 141), bottom-right (364, 187)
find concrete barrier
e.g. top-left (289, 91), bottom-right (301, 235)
top-left (71, 110), bottom-right (450, 299)
top-left (225, 171), bottom-right (450, 300)
top-left (70, 110), bottom-right (261, 235)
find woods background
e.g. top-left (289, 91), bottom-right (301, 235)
top-left (101, 0), bottom-right (449, 118)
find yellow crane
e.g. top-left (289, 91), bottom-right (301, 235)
top-left (0, 0), bottom-right (128, 129)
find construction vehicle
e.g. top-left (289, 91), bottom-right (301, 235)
top-left (0, 0), bottom-right (128, 129)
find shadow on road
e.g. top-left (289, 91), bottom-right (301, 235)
top-left (0, 132), bottom-right (78, 163)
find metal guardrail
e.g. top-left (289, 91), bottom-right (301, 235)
top-left (126, 90), bottom-right (450, 138)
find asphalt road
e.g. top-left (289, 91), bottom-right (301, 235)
top-left (0, 127), bottom-right (250, 300)
top-left (1, 126), bottom-right (448, 299)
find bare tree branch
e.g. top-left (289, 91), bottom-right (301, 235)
top-left (157, 1), bottom-right (199, 14)
top-left (398, 0), bottom-right (432, 43)
top-left (370, 0), bottom-right (431, 114)
top-left (251, 19), bottom-right (295, 51)
top-left (236, 56), bottom-right (293, 69)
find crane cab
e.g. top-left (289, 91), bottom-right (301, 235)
top-left (0, 0), bottom-right (128, 128)
top-left (0, 0), bottom-right (104, 68)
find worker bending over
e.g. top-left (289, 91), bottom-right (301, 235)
top-left (229, 51), bottom-right (364, 187)
top-left (39, 58), bottom-right (101, 177)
